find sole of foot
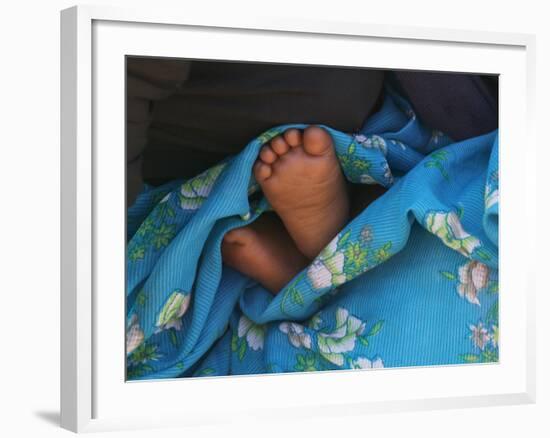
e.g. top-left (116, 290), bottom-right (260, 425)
top-left (253, 126), bottom-right (349, 259)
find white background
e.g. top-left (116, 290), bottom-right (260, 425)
top-left (0, 0), bottom-right (547, 437)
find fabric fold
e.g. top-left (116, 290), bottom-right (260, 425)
top-left (126, 87), bottom-right (499, 379)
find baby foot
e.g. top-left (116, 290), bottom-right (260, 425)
top-left (253, 126), bottom-right (349, 259)
top-left (221, 213), bottom-right (309, 294)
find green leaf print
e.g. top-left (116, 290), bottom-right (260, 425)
top-left (343, 242), bottom-right (368, 276)
top-left (440, 271), bottom-right (457, 280)
top-left (168, 329), bottom-right (179, 347)
top-left (157, 202), bottom-right (175, 218)
top-left (197, 368), bottom-right (215, 376)
top-left (128, 245), bottom-right (146, 262)
top-left (291, 287), bottom-right (304, 306)
top-left (136, 216), bottom-right (155, 237)
top-left (280, 272), bottom-right (306, 316)
top-left (151, 223), bottom-right (176, 250)
top-left (338, 229), bottom-right (352, 249)
top-left (135, 290), bottom-right (148, 307)
top-left (238, 338), bottom-right (246, 361)
top-left (368, 320), bottom-right (384, 337)
top-left (257, 128), bottom-right (282, 145)
top-left (231, 332), bottom-right (239, 352)
top-left (295, 354), bottom-right (317, 372)
top-left (476, 249), bottom-right (492, 261)
top-left (337, 150), bottom-right (372, 182)
top-left (128, 342), bottom-right (161, 365)
top-left (486, 301), bottom-right (499, 324)
top-left (374, 242), bottom-right (392, 263)
top-left (480, 349), bottom-right (498, 363)
top-left (424, 150), bottom-right (450, 181)
top-left (353, 159), bottom-right (370, 172)
top-left (127, 363), bottom-right (154, 379)
top-left (459, 354), bottom-right (480, 363)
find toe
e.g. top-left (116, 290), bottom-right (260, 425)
top-left (283, 128), bottom-right (302, 148)
top-left (222, 229), bottom-right (240, 245)
top-left (223, 227), bottom-right (253, 245)
top-left (303, 126), bottom-right (333, 156)
top-left (253, 161), bottom-right (272, 181)
top-left (270, 136), bottom-right (290, 155)
top-left (259, 145), bottom-right (277, 164)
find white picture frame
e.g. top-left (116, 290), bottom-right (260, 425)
top-left (60, 4), bottom-right (536, 433)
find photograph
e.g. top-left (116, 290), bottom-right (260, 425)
top-left (124, 57), bottom-right (500, 380)
top-left (1, 0), bottom-right (545, 435)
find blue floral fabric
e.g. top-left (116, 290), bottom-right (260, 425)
top-left (126, 87), bottom-right (499, 379)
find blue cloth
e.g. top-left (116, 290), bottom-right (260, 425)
top-left (126, 87), bottom-right (499, 379)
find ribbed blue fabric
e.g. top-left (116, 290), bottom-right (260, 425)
top-left (126, 87), bottom-right (499, 379)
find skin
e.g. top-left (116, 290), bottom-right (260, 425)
top-left (253, 126), bottom-right (349, 259)
top-left (221, 126), bottom-right (386, 294)
top-left (221, 213), bottom-right (309, 293)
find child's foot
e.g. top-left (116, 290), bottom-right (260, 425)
top-left (253, 126), bottom-right (349, 259)
top-left (221, 213), bottom-right (309, 294)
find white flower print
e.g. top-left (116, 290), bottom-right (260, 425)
top-left (317, 308), bottom-right (366, 366)
top-left (351, 356), bottom-right (384, 369)
top-left (126, 314), bottom-right (144, 354)
top-left (359, 174), bottom-right (376, 184)
top-left (469, 322), bottom-right (490, 351)
top-left (390, 139), bottom-right (407, 150)
top-left (425, 211), bottom-right (481, 257)
top-left (279, 322), bottom-right (312, 349)
top-left (238, 315), bottom-right (265, 351)
top-left (457, 261), bottom-right (490, 306)
top-left (179, 163), bottom-right (226, 210)
top-left (307, 235), bottom-right (346, 290)
top-left (155, 291), bottom-right (191, 332)
top-left (382, 162), bottom-right (393, 184)
top-left (353, 134), bottom-right (368, 143)
top-left (356, 134), bottom-right (387, 155)
top-left (485, 186), bottom-right (499, 210)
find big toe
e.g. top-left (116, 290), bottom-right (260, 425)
top-left (222, 229), bottom-right (241, 245)
top-left (303, 126), bottom-right (333, 156)
top-left (223, 227), bottom-right (254, 245)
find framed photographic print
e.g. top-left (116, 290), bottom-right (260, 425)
top-left (60, 4), bottom-right (536, 433)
